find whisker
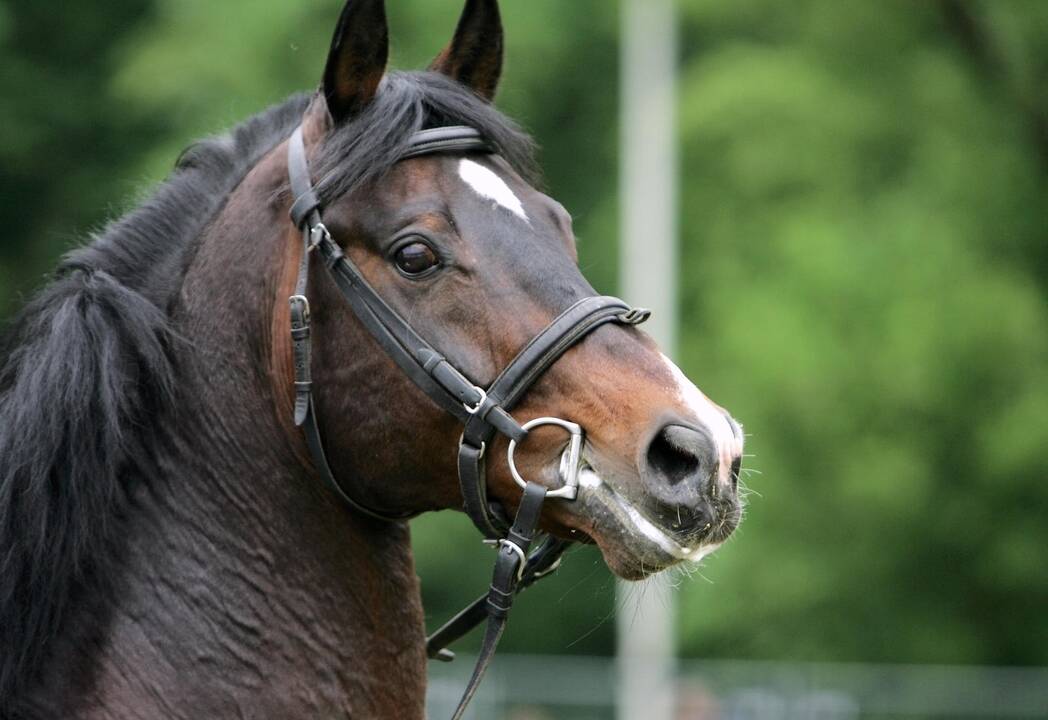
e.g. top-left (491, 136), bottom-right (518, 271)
top-left (565, 605), bottom-right (616, 649)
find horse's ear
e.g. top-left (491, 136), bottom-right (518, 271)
top-left (322, 0), bottom-right (389, 123)
top-left (429, 0), bottom-right (503, 101)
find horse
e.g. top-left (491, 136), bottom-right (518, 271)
top-left (0, 0), bottom-right (744, 717)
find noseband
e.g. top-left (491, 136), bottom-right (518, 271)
top-left (286, 123), bottom-right (649, 718)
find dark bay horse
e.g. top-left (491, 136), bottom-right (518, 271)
top-left (0, 1), bottom-right (744, 717)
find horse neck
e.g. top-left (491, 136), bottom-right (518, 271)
top-left (65, 146), bottom-right (427, 718)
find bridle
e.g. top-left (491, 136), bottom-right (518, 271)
top-left (286, 122), bottom-right (649, 718)
top-left (287, 122), bottom-right (649, 718)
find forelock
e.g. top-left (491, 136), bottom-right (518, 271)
top-left (313, 71), bottom-right (541, 204)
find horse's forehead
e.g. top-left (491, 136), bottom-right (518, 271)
top-left (374, 155), bottom-right (530, 213)
top-left (353, 156), bottom-right (567, 268)
top-left (370, 158), bottom-right (447, 200)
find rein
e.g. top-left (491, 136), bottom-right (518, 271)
top-left (285, 123), bottom-right (649, 718)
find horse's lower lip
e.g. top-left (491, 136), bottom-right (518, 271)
top-left (574, 465), bottom-right (723, 563)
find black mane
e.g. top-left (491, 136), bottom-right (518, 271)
top-left (0, 71), bottom-right (538, 708)
top-left (0, 92), bottom-right (310, 707)
top-left (315, 71), bottom-right (539, 202)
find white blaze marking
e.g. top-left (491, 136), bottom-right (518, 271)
top-left (659, 353), bottom-right (743, 480)
top-left (458, 159), bottom-right (529, 222)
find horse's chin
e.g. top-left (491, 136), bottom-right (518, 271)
top-left (564, 467), bottom-right (733, 581)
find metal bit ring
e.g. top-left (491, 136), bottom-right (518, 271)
top-left (506, 417), bottom-right (584, 500)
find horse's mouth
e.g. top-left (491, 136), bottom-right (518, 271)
top-left (555, 462), bottom-right (739, 581)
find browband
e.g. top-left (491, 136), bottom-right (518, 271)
top-left (400, 125), bottom-right (495, 160)
top-left (288, 125), bottom-right (492, 230)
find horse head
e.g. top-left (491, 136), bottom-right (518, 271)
top-left (276, 0), bottom-right (745, 581)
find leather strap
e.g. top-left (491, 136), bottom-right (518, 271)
top-left (316, 236), bottom-right (526, 440)
top-left (449, 482), bottom-right (547, 720)
top-left (291, 129), bottom-right (519, 433)
top-left (288, 129), bottom-right (413, 521)
top-left (426, 535), bottom-right (570, 661)
top-left (399, 126), bottom-right (494, 160)
top-left (457, 296), bottom-right (651, 538)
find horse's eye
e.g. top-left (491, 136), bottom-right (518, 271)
top-left (393, 241), bottom-right (439, 277)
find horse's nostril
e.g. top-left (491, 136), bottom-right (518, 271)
top-left (730, 456), bottom-right (742, 490)
top-left (646, 424), bottom-right (715, 489)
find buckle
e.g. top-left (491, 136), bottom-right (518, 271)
top-left (463, 387), bottom-right (488, 416)
top-left (288, 294), bottom-right (310, 323)
top-left (494, 539), bottom-right (527, 581)
top-left (308, 222), bottom-right (332, 252)
top-left (506, 417), bottom-right (584, 501)
top-left (483, 537), bottom-right (559, 582)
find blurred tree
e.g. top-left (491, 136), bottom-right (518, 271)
top-left (0, 0), bottom-right (160, 315)
top-left (673, 0), bottom-right (1048, 665)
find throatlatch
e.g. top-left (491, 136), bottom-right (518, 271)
top-left (285, 123), bottom-right (649, 719)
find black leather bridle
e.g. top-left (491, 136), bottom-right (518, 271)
top-left (286, 122), bottom-right (649, 718)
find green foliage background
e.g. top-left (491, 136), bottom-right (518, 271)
top-left (2, 0), bottom-right (1045, 666)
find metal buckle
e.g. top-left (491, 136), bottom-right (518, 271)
top-left (459, 434), bottom-right (487, 460)
top-left (288, 294), bottom-right (310, 323)
top-left (463, 387), bottom-right (488, 416)
top-left (308, 222), bottom-right (332, 252)
top-left (482, 538), bottom-right (528, 581)
top-left (506, 417), bottom-right (584, 501)
top-left (499, 539), bottom-right (528, 581)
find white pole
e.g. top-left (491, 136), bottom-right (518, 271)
top-left (616, 0), bottom-right (679, 719)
